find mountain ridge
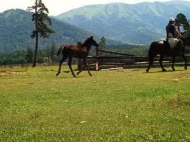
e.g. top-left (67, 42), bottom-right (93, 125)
top-left (1, 1), bottom-right (190, 53)
top-left (56, 1), bottom-right (190, 44)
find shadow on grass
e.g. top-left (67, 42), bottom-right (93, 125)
top-left (55, 71), bottom-right (93, 78)
top-left (144, 69), bottom-right (185, 74)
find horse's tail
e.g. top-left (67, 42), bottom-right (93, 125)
top-left (148, 42), bottom-right (154, 57)
top-left (148, 41), bottom-right (157, 65)
top-left (56, 46), bottom-right (64, 56)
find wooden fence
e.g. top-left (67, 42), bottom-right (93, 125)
top-left (78, 47), bottom-right (189, 70)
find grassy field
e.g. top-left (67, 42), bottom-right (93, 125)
top-left (1, 65), bottom-right (190, 141)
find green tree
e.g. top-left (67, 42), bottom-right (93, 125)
top-left (99, 36), bottom-right (106, 49)
top-left (98, 36), bottom-right (106, 56)
top-left (28, 0), bottom-right (54, 67)
top-left (175, 13), bottom-right (189, 32)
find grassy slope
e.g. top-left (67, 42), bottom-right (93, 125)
top-left (0, 65), bottom-right (190, 141)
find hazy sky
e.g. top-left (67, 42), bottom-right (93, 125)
top-left (0, 0), bottom-right (189, 16)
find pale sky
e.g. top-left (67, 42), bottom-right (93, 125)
top-left (0, 0), bottom-right (189, 16)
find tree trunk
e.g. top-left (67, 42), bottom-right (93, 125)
top-left (32, 33), bottom-right (38, 67)
top-left (32, 0), bottom-right (38, 67)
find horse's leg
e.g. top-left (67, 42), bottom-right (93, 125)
top-left (146, 60), bottom-right (153, 73)
top-left (146, 53), bottom-right (156, 72)
top-left (181, 54), bottom-right (187, 70)
top-left (68, 56), bottom-right (76, 77)
top-left (159, 55), bottom-right (166, 71)
top-left (77, 58), bottom-right (83, 75)
top-left (146, 62), bottom-right (151, 73)
top-left (83, 58), bottom-right (92, 76)
top-left (171, 56), bottom-right (176, 71)
top-left (56, 56), bottom-right (67, 76)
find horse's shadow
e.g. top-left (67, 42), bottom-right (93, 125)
top-left (56, 71), bottom-right (94, 78)
top-left (144, 69), bottom-right (185, 73)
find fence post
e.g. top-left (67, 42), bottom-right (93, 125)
top-left (95, 61), bottom-right (99, 71)
top-left (96, 47), bottom-right (99, 70)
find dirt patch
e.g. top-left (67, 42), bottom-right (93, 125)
top-left (172, 72), bottom-right (189, 79)
top-left (168, 93), bottom-right (190, 107)
top-left (0, 71), bottom-right (25, 76)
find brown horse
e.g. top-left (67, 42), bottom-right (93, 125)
top-left (146, 36), bottom-right (188, 72)
top-left (56, 36), bottom-right (99, 77)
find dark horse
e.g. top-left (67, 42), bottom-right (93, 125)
top-left (56, 36), bottom-right (99, 77)
top-left (146, 37), bottom-right (188, 72)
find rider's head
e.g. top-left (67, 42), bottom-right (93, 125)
top-left (169, 17), bottom-right (175, 24)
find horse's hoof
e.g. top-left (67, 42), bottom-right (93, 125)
top-left (56, 73), bottom-right (59, 76)
top-left (146, 69), bottom-right (149, 72)
top-left (162, 69), bottom-right (167, 72)
top-left (185, 67), bottom-right (187, 70)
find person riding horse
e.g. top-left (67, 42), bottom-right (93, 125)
top-left (146, 18), bottom-right (188, 72)
top-left (166, 17), bottom-right (183, 54)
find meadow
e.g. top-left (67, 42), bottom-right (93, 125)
top-left (0, 65), bottom-right (190, 141)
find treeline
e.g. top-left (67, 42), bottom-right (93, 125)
top-left (96, 38), bottom-right (149, 57)
top-left (106, 44), bottom-right (149, 56)
top-left (0, 41), bottom-right (58, 65)
top-left (0, 49), bottom-right (57, 65)
top-left (0, 43), bottom-right (148, 66)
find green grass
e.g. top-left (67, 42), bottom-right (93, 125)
top-left (1, 65), bottom-right (190, 141)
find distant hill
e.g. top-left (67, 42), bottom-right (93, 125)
top-left (0, 9), bottom-right (108, 53)
top-left (56, 1), bottom-right (190, 44)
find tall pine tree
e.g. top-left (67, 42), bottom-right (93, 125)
top-left (28, 0), bottom-right (54, 67)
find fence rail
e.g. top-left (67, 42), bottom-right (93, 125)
top-left (84, 56), bottom-right (174, 70)
top-left (77, 47), bottom-right (190, 70)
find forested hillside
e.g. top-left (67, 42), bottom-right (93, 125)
top-left (0, 9), bottom-right (103, 53)
top-left (0, 9), bottom-right (146, 65)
